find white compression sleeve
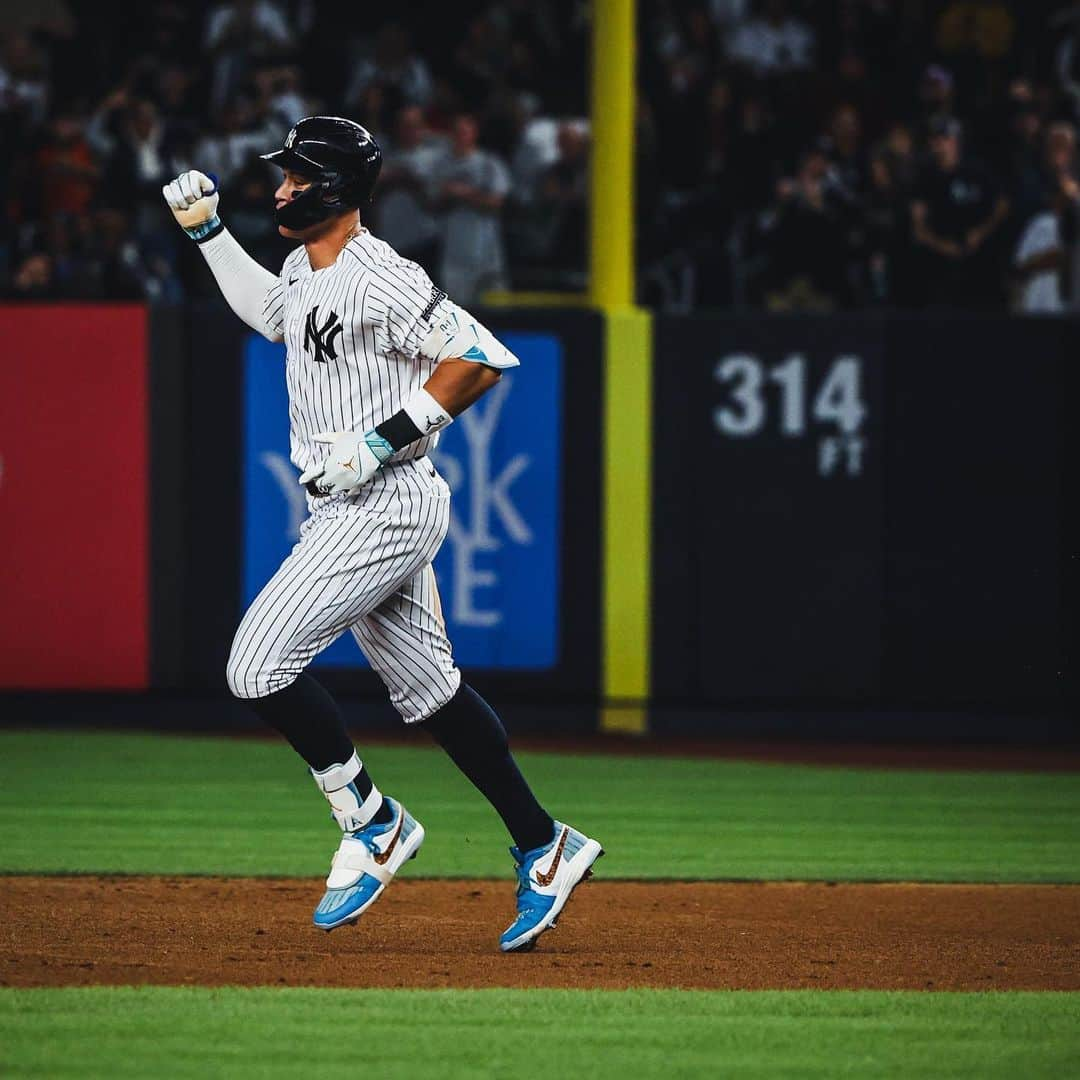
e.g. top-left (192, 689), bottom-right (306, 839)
top-left (197, 227), bottom-right (283, 342)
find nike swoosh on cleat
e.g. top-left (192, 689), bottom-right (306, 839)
top-left (372, 813), bottom-right (404, 865)
top-left (533, 826), bottom-right (569, 887)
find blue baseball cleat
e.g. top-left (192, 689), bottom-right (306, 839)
top-left (499, 821), bottom-right (604, 952)
top-left (313, 797), bottom-right (424, 931)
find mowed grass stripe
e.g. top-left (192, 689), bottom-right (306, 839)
top-left (1, 732), bottom-right (1078, 881)
top-left (2, 988), bottom-right (1079, 1079)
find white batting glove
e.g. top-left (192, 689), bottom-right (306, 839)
top-left (298, 431), bottom-right (395, 497)
top-left (162, 170), bottom-right (221, 240)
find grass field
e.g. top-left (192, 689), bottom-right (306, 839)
top-left (3, 988), bottom-right (1079, 1079)
top-left (2, 730), bottom-right (1078, 1078)
top-left (1, 731), bottom-right (1078, 881)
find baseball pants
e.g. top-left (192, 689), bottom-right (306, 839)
top-left (226, 458), bottom-right (461, 722)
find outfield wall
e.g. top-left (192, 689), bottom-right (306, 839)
top-left (652, 313), bottom-right (1076, 711)
top-left (0, 303), bottom-right (1075, 728)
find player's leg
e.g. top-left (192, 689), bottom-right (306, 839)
top-left (227, 510), bottom-right (388, 812)
top-left (351, 565), bottom-right (549, 848)
top-left (353, 564), bottom-right (603, 951)
top-left (225, 504), bottom-right (430, 929)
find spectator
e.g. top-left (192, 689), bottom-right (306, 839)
top-left (652, 6), bottom-right (717, 191)
top-left (428, 113), bottom-right (512, 303)
top-left (818, 0), bottom-right (903, 98)
top-left (374, 104), bottom-right (446, 275)
top-left (995, 79), bottom-right (1045, 229)
top-left (204, 0), bottom-right (292, 111)
top-left (88, 95), bottom-right (176, 219)
top-left (824, 103), bottom-right (867, 202)
top-left (882, 123), bottom-right (917, 191)
top-left (1013, 205), bottom-right (1064, 314)
top-left (452, 14), bottom-right (512, 108)
top-left (84, 208), bottom-right (162, 299)
top-left (726, 0), bottom-right (816, 78)
top-left (154, 64), bottom-right (200, 151)
top-left (8, 251), bottom-right (58, 298)
top-left (508, 105), bottom-right (559, 207)
top-left (728, 90), bottom-right (781, 211)
top-left (863, 146), bottom-right (912, 305)
top-left (708, 0), bottom-right (751, 29)
top-left (910, 117), bottom-right (1010, 308)
top-left (192, 96), bottom-right (282, 186)
top-left (1045, 122), bottom-right (1080, 308)
top-left (487, 0), bottom-right (569, 110)
top-left (1058, 5), bottom-right (1080, 122)
top-left (35, 109), bottom-right (99, 221)
top-left (761, 145), bottom-right (851, 310)
top-left (865, 127), bottom-right (917, 304)
top-left (0, 32), bottom-right (51, 129)
top-left (349, 82), bottom-right (397, 147)
top-left (205, 2), bottom-right (291, 54)
top-left (344, 23), bottom-right (433, 113)
top-left (255, 64), bottom-right (313, 129)
top-left (2, 2), bottom-right (1078, 312)
top-left (913, 65), bottom-right (958, 141)
top-left (533, 122), bottom-right (590, 280)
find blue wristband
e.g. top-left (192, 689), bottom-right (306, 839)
top-left (364, 431), bottom-right (395, 464)
top-left (184, 215), bottom-right (224, 243)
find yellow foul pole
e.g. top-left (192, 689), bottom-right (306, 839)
top-left (590, 0), bottom-right (652, 735)
top-left (590, 0), bottom-right (635, 309)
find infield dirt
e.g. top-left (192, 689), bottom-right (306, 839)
top-left (3, 877), bottom-right (1078, 991)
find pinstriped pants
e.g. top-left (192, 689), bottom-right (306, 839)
top-left (226, 459), bottom-right (461, 723)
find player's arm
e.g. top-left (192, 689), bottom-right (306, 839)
top-left (162, 170), bottom-right (284, 342)
top-left (300, 305), bottom-right (518, 497)
top-left (423, 357), bottom-right (500, 414)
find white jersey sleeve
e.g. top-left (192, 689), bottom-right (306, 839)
top-left (376, 257), bottom-right (519, 371)
top-left (418, 294), bottom-right (520, 371)
top-left (380, 259), bottom-right (443, 359)
top-left (261, 276), bottom-right (285, 340)
top-left (197, 227), bottom-right (284, 343)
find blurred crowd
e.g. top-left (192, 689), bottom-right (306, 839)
top-left (2, 0), bottom-right (1079, 312)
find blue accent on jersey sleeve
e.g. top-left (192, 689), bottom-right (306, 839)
top-left (460, 343), bottom-right (489, 363)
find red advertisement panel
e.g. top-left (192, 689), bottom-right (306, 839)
top-left (0, 305), bottom-right (149, 688)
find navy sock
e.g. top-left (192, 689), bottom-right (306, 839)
top-left (245, 673), bottom-right (393, 825)
top-left (423, 683), bottom-right (554, 853)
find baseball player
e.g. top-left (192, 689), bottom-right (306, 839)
top-left (163, 116), bottom-right (602, 952)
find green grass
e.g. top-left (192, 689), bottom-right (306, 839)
top-left (1, 988), bottom-right (1078, 1079)
top-left (1, 731), bottom-right (1078, 881)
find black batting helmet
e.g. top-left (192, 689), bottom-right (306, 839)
top-left (261, 116), bottom-right (382, 230)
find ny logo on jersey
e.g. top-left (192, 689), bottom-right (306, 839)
top-left (304, 305), bottom-right (344, 363)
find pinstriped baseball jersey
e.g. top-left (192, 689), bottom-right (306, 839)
top-left (258, 229), bottom-right (512, 477)
top-left (226, 228), bottom-right (517, 722)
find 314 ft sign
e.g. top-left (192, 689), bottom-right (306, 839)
top-left (712, 354), bottom-right (867, 476)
